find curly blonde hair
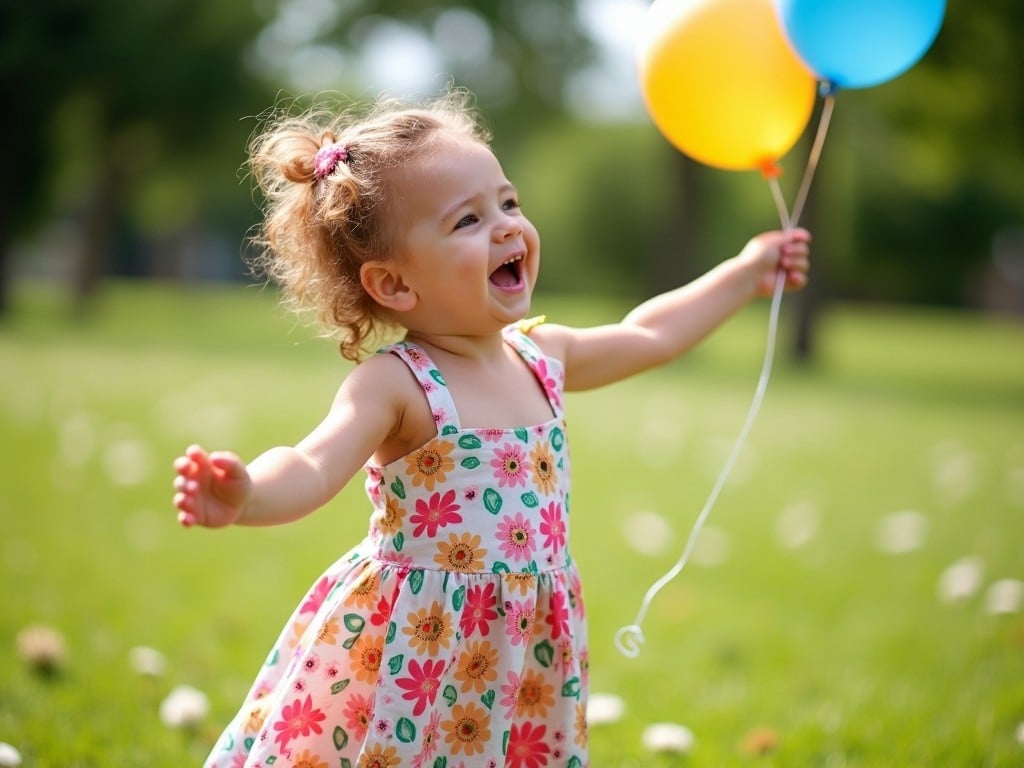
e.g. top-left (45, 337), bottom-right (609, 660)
top-left (247, 89), bottom-right (491, 361)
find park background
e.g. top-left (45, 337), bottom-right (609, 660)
top-left (2, 0), bottom-right (1023, 765)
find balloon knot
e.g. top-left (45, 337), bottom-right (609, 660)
top-left (759, 159), bottom-right (783, 180)
top-left (819, 80), bottom-right (839, 97)
top-left (614, 625), bottom-right (645, 658)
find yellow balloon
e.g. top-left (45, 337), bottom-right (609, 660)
top-left (637, 0), bottom-right (817, 172)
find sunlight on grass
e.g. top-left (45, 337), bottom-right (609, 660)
top-left (2, 281), bottom-right (1023, 766)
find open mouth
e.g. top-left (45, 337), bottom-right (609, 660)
top-left (489, 254), bottom-right (524, 289)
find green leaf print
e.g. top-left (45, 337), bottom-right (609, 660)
top-left (534, 640), bottom-right (555, 668)
top-left (389, 654), bottom-right (404, 675)
top-left (342, 636), bottom-right (357, 650)
top-left (452, 585), bottom-right (466, 611)
top-left (460, 457), bottom-right (481, 469)
top-left (520, 491), bottom-right (539, 508)
top-left (441, 424), bottom-right (458, 436)
top-left (396, 717), bottom-right (416, 743)
top-left (333, 726), bottom-right (349, 750)
top-left (243, 737), bottom-right (254, 750)
top-left (390, 477), bottom-right (406, 499)
top-left (344, 614), bottom-right (365, 633)
top-left (492, 561), bottom-right (510, 574)
top-left (432, 758), bottom-right (447, 768)
top-left (443, 684), bottom-right (458, 706)
top-left (562, 677), bottom-right (581, 699)
top-left (430, 368), bottom-right (446, 386)
top-left (265, 649), bottom-right (279, 667)
top-left (386, 621), bottom-right (396, 643)
top-left (481, 689), bottom-right (495, 709)
top-left (458, 434), bottom-right (482, 450)
top-left (483, 488), bottom-right (503, 514)
top-left (503, 729), bottom-right (511, 754)
top-left (514, 427), bottom-right (529, 443)
top-left (567, 757), bottom-right (583, 768)
top-left (342, 760), bottom-right (353, 768)
top-left (331, 679), bottom-right (351, 695)
top-left (550, 426), bottom-right (565, 451)
top-left (394, 531), bottom-right (405, 551)
top-left (266, 757), bottom-right (276, 765)
top-left (409, 569), bottom-right (424, 594)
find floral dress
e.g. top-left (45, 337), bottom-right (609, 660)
top-left (205, 326), bottom-right (589, 768)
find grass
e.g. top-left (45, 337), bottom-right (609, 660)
top-left (1, 280), bottom-right (1022, 767)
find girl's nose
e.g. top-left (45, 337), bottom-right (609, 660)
top-left (494, 213), bottom-right (523, 241)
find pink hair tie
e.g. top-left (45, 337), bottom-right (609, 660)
top-left (313, 143), bottom-right (349, 180)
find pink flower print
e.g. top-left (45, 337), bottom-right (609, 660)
top-left (477, 428), bottom-right (506, 443)
top-left (272, 694), bottom-right (325, 751)
top-left (504, 599), bottom-right (535, 646)
top-left (412, 710), bottom-right (443, 768)
top-left (396, 658), bottom-right (445, 716)
top-left (460, 582), bottom-right (499, 637)
top-left (507, 721), bottom-right (552, 768)
top-left (432, 408), bottom-right (448, 428)
top-left (500, 670), bottom-right (522, 719)
top-left (535, 358), bottom-right (562, 409)
top-left (496, 512), bottom-right (537, 562)
top-left (405, 347), bottom-right (433, 370)
top-left (302, 652), bottom-right (321, 673)
top-left (570, 569), bottom-right (586, 620)
top-left (545, 588), bottom-right (571, 641)
top-left (539, 503), bottom-right (566, 553)
top-left (299, 576), bottom-right (335, 615)
top-left (491, 443), bottom-right (530, 488)
top-left (342, 692), bottom-right (373, 742)
top-left (410, 489), bottom-right (462, 537)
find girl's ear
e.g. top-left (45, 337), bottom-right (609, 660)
top-left (360, 261), bottom-right (417, 313)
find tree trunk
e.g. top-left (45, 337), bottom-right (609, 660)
top-left (72, 160), bottom-right (119, 314)
top-left (648, 152), bottom-right (705, 295)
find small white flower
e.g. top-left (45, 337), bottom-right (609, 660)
top-left (1015, 720), bottom-right (1024, 745)
top-left (16, 624), bottom-right (66, 673)
top-left (876, 510), bottom-right (928, 555)
top-left (937, 557), bottom-right (984, 604)
top-left (641, 722), bottom-right (695, 754)
top-left (586, 692), bottom-right (625, 726)
top-left (0, 742), bottom-right (22, 767)
top-left (159, 684), bottom-right (210, 728)
top-left (984, 578), bottom-right (1024, 615)
top-left (623, 510), bottom-right (672, 556)
top-left (775, 501), bottom-right (820, 550)
top-left (129, 645), bottom-right (167, 677)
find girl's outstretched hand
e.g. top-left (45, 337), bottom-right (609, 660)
top-left (742, 228), bottom-right (812, 297)
top-left (172, 445), bottom-right (252, 528)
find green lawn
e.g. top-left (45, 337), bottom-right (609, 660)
top-left (1, 281), bottom-right (1022, 767)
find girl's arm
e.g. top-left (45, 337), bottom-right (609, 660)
top-left (533, 229), bottom-right (810, 391)
top-left (172, 354), bottom-right (407, 528)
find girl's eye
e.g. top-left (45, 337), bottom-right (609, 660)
top-left (454, 213), bottom-right (479, 230)
top-left (502, 197), bottom-right (520, 211)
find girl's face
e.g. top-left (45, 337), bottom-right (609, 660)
top-left (385, 135), bottom-right (541, 337)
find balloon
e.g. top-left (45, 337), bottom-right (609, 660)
top-left (775, 0), bottom-right (946, 89)
top-left (637, 0), bottom-right (817, 172)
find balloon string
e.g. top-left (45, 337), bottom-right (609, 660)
top-left (614, 92), bottom-right (836, 659)
top-left (790, 93), bottom-right (835, 229)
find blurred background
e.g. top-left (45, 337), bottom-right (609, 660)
top-left (3, 0), bottom-right (1023, 346)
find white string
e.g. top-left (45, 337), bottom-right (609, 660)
top-left (614, 270), bottom-right (786, 657)
top-left (615, 92), bottom-right (836, 658)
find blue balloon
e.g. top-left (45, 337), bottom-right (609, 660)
top-left (775, 0), bottom-right (946, 89)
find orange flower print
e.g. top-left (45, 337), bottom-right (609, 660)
top-left (379, 495), bottom-right (405, 535)
top-left (315, 618), bottom-right (340, 647)
top-left (516, 668), bottom-right (555, 718)
top-left (404, 439), bottom-right (455, 491)
top-left (455, 639), bottom-right (499, 693)
top-left (243, 701), bottom-right (267, 734)
top-left (292, 748), bottom-right (329, 768)
top-left (530, 442), bottom-right (557, 495)
top-left (503, 572), bottom-right (537, 596)
top-left (433, 532), bottom-right (487, 572)
top-left (349, 634), bottom-right (384, 683)
top-left (574, 702), bottom-right (588, 747)
top-left (348, 568), bottom-right (381, 610)
top-left (358, 743), bottom-right (401, 768)
top-left (403, 601), bottom-right (453, 655)
top-left (442, 701), bottom-right (492, 756)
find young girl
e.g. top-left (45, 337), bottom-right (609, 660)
top-left (173, 90), bottom-right (810, 768)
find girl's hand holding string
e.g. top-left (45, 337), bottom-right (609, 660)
top-left (741, 227), bottom-right (812, 297)
top-left (173, 444), bottom-right (252, 528)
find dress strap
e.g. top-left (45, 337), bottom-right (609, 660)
top-left (384, 342), bottom-right (462, 435)
top-left (502, 324), bottom-right (565, 418)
